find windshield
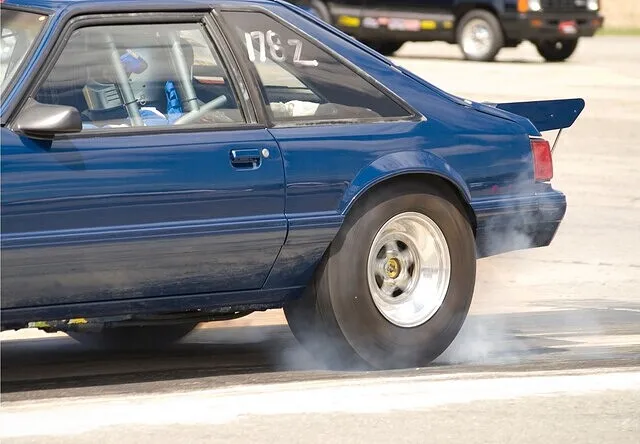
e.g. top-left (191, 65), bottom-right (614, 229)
top-left (1, 9), bottom-right (47, 95)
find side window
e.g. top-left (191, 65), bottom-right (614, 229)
top-left (222, 11), bottom-right (411, 123)
top-left (34, 22), bottom-right (245, 131)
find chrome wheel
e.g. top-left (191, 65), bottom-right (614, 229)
top-left (367, 212), bottom-right (451, 328)
top-left (461, 18), bottom-right (493, 59)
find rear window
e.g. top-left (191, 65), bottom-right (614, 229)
top-left (222, 10), bottom-right (412, 123)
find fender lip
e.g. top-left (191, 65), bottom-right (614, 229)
top-left (485, 98), bottom-right (586, 133)
top-left (338, 150), bottom-right (473, 216)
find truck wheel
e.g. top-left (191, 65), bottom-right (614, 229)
top-left (67, 323), bottom-right (198, 349)
top-left (456, 9), bottom-right (504, 61)
top-left (535, 39), bottom-right (578, 62)
top-left (284, 181), bottom-right (476, 370)
top-left (364, 40), bottom-right (405, 56)
top-left (308, 0), bottom-right (332, 23)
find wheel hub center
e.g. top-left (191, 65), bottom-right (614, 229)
top-left (385, 257), bottom-right (401, 279)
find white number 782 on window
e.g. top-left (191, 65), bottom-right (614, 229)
top-left (244, 30), bottom-right (319, 67)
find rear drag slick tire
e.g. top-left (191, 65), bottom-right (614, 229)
top-left (285, 181), bottom-right (476, 370)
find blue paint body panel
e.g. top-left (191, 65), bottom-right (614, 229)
top-left (0, 0), bottom-right (572, 327)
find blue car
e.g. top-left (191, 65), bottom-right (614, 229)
top-left (0, 0), bottom-right (582, 369)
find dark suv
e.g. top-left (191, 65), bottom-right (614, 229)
top-left (291, 0), bottom-right (604, 61)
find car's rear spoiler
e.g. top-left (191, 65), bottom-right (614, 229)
top-left (485, 98), bottom-right (585, 132)
top-left (484, 98), bottom-right (585, 152)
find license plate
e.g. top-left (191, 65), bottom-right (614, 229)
top-left (559, 20), bottom-right (578, 35)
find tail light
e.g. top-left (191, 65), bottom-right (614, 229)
top-left (531, 138), bottom-right (553, 182)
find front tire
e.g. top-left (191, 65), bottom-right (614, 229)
top-left (67, 323), bottom-right (198, 349)
top-left (285, 181), bottom-right (476, 370)
top-left (456, 9), bottom-right (504, 61)
top-left (535, 39), bottom-right (578, 62)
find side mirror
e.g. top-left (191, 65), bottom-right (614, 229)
top-left (13, 99), bottom-right (82, 139)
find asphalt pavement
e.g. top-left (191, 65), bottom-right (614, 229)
top-left (1, 37), bottom-right (639, 443)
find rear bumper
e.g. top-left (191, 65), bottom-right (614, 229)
top-left (502, 12), bottom-right (604, 41)
top-left (473, 189), bottom-right (567, 258)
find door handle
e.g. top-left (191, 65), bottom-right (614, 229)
top-left (230, 149), bottom-right (262, 169)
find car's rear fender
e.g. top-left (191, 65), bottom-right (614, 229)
top-left (339, 150), bottom-right (474, 221)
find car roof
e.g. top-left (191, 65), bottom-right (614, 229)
top-left (3, 0), bottom-right (276, 14)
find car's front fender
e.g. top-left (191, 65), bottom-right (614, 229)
top-left (339, 150), bottom-right (472, 215)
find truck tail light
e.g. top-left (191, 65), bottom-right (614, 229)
top-left (531, 138), bottom-right (553, 181)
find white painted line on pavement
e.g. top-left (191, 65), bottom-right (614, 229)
top-left (546, 334), bottom-right (640, 348)
top-left (1, 369), bottom-right (640, 439)
top-left (610, 307), bottom-right (640, 314)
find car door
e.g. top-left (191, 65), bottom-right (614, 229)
top-left (0, 13), bottom-right (286, 310)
